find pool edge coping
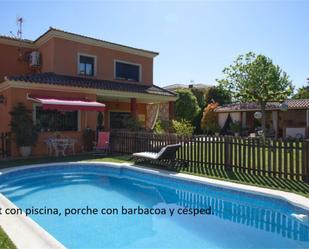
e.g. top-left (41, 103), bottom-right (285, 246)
top-left (0, 194), bottom-right (66, 249)
top-left (0, 161), bottom-right (309, 248)
top-left (1, 161), bottom-right (309, 211)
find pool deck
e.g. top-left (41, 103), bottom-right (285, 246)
top-left (0, 194), bottom-right (65, 249)
top-left (0, 161), bottom-right (309, 248)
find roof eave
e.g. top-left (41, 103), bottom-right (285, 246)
top-left (1, 79), bottom-right (176, 101)
top-left (0, 36), bottom-right (35, 49)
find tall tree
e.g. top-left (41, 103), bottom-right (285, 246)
top-left (292, 83), bottom-right (309, 99)
top-left (217, 52), bottom-right (293, 135)
top-left (190, 88), bottom-right (207, 108)
top-left (204, 86), bottom-right (232, 105)
top-left (190, 87), bottom-right (208, 134)
top-left (175, 89), bottom-right (200, 123)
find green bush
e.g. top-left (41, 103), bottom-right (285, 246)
top-left (230, 122), bottom-right (241, 133)
top-left (153, 119), bottom-right (169, 134)
top-left (207, 122), bottom-right (221, 134)
top-left (171, 119), bottom-right (194, 136)
top-left (190, 87), bottom-right (207, 108)
top-left (10, 103), bottom-right (38, 147)
top-left (205, 86), bottom-right (232, 105)
top-left (154, 119), bottom-right (170, 134)
top-left (97, 112), bottom-right (104, 131)
top-left (175, 89), bottom-right (200, 123)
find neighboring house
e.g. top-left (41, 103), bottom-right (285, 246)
top-left (215, 99), bottom-right (309, 138)
top-left (163, 83), bottom-right (212, 92)
top-left (0, 27), bottom-right (177, 156)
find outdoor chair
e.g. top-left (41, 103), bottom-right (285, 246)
top-left (131, 143), bottom-right (182, 167)
top-left (50, 138), bottom-right (69, 157)
top-left (94, 132), bottom-right (110, 155)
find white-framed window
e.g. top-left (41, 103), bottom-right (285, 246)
top-left (114, 60), bottom-right (141, 82)
top-left (78, 53), bottom-right (97, 76)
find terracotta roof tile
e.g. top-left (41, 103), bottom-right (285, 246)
top-left (5, 72), bottom-right (176, 97)
top-left (215, 99), bottom-right (309, 112)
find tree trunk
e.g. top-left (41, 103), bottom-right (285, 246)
top-left (261, 102), bottom-right (266, 137)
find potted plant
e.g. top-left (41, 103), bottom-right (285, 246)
top-left (97, 112), bottom-right (104, 132)
top-left (230, 121), bottom-right (241, 137)
top-left (10, 103), bottom-right (38, 157)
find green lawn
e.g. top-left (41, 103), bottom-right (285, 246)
top-left (177, 141), bottom-right (304, 180)
top-left (0, 227), bottom-right (16, 249)
top-left (179, 164), bottom-right (309, 198)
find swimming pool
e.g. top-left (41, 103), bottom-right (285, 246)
top-left (1, 163), bottom-right (309, 248)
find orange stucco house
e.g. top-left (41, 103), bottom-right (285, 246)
top-left (0, 28), bottom-right (177, 157)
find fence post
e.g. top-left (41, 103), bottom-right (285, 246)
top-left (224, 136), bottom-right (232, 171)
top-left (303, 139), bottom-right (309, 182)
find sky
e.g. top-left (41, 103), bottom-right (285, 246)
top-left (1, 0), bottom-right (308, 90)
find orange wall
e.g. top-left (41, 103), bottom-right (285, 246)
top-left (0, 88), bottom-right (12, 132)
top-left (2, 87), bottom-right (98, 157)
top-left (0, 87), bottom-right (148, 157)
top-left (0, 34), bottom-right (154, 157)
top-left (103, 101), bottom-right (147, 129)
top-left (0, 43), bottom-right (32, 81)
top-left (50, 38), bottom-right (153, 85)
top-left (38, 38), bottom-right (55, 73)
top-left (0, 37), bottom-right (154, 85)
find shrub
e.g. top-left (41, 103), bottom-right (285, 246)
top-left (190, 87), bottom-right (207, 108)
top-left (171, 119), bottom-right (194, 136)
top-left (230, 122), bottom-right (241, 133)
top-left (97, 112), bottom-right (104, 131)
top-left (205, 86), bottom-right (232, 105)
top-left (193, 108), bottom-right (204, 134)
top-left (208, 123), bottom-right (221, 134)
top-left (10, 103), bottom-right (38, 147)
top-left (175, 89), bottom-right (200, 123)
top-left (200, 102), bottom-right (219, 132)
top-left (154, 119), bottom-right (170, 134)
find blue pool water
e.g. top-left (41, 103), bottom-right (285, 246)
top-left (0, 164), bottom-right (309, 249)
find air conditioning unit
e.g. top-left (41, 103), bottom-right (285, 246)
top-left (29, 51), bottom-right (40, 67)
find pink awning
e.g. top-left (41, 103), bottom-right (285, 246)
top-left (29, 96), bottom-right (105, 112)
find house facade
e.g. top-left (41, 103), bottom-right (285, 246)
top-left (215, 100), bottom-right (309, 139)
top-left (0, 28), bottom-right (177, 157)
